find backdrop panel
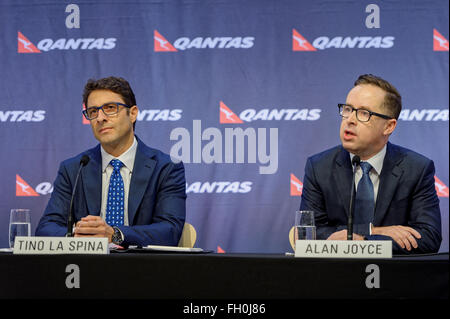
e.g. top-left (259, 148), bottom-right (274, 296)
top-left (0, 0), bottom-right (448, 253)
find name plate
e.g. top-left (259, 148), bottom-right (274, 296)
top-left (13, 237), bottom-right (109, 255)
top-left (295, 240), bottom-right (392, 259)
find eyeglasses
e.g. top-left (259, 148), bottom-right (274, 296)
top-left (338, 103), bottom-right (393, 122)
top-left (83, 102), bottom-right (131, 120)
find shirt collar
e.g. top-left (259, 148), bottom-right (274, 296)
top-left (101, 136), bottom-right (138, 172)
top-left (349, 144), bottom-right (386, 175)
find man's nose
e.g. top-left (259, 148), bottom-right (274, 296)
top-left (96, 109), bottom-right (108, 122)
top-left (346, 109), bottom-right (358, 124)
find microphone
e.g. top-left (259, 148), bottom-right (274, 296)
top-left (347, 155), bottom-right (360, 240)
top-left (66, 155), bottom-right (90, 237)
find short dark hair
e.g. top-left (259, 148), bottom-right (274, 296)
top-left (83, 76), bottom-right (137, 130)
top-left (354, 74), bottom-right (402, 120)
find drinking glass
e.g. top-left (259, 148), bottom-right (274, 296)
top-left (9, 209), bottom-right (31, 249)
top-left (294, 210), bottom-right (316, 244)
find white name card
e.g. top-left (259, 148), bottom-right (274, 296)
top-left (13, 237), bottom-right (109, 255)
top-left (295, 240), bottom-right (392, 259)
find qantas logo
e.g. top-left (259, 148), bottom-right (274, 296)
top-left (154, 30), bottom-right (178, 52)
top-left (435, 176), bottom-right (449, 198)
top-left (219, 101), bottom-right (321, 123)
top-left (292, 28), bottom-right (394, 50)
top-left (292, 29), bottom-right (316, 51)
top-left (0, 110), bottom-right (46, 122)
top-left (137, 109), bottom-right (182, 121)
top-left (16, 175), bottom-right (39, 196)
top-left (398, 109), bottom-right (448, 121)
top-left (18, 31), bottom-right (116, 53)
top-left (186, 181), bottom-right (252, 194)
top-left (16, 175), bottom-right (53, 196)
top-left (154, 30), bottom-right (255, 52)
top-left (434, 29), bottom-right (449, 51)
top-left (18, 32), bottom-right (41, 53)
top-left (220, 101), bottom-right (243, 124)
top-left (290, 173), bottom-right (303, 196)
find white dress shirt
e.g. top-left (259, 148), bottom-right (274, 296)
top-left (100, 137), bottom-right (138, 226)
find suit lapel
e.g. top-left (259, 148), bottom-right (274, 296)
top-left (128, 138), bottom-right (157, 225)
top-left (334, 146), bottom-right (353, 217)
top-left (374, 142), bottom-right (404, 224)
top-left (82, 145), bottom-right (102, 217)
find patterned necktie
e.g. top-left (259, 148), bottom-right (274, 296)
top-left (105, 159), bottom-right (124, 226)
top-left (354, 161), bottom-right (375, 226)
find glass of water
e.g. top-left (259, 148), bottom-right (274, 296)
top-left (294, 210), bottom-right (316, 243)
top-left (9, 209), bottom-right (31, 249)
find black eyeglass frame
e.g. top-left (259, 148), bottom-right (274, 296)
top-left (82, 102), bottom-right (131, 120)
top-left (338, 103), bottom-right (393, 122)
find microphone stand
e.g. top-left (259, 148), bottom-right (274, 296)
top-left (66, 155), bottom-right (90, 237)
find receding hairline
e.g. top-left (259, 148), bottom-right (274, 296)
top-left (353, 74), bottom-right (402, 119)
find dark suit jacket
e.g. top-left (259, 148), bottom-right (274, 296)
top-left (300, 142), bottom-right (442, 254)
top-left (35, 136), bottom-right (186, 247)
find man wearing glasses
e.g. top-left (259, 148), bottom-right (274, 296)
top-left (36, 76), bottom-right (186, 247)
top-left (299, 74), bottom-right (441, 254)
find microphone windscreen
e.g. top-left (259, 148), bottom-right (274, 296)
top-left (80, 155), bottom-right (90, 166)
top-left (352, 155), bottom-right (361, 166)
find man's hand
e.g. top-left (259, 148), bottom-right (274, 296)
top-left (74, 215), bottom-right (114, 243)
top-left (371, 225), bottom-right (421, 251)
top-left (327, 229), bottom-right (365, 240)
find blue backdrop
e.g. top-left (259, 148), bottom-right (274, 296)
top-left (0, 0), bottom-right (448, 253)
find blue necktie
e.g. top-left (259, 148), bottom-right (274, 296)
top-left (354, 162), bottom-right (375, 230)
top-left (105, 159), bottom-right (125, 226)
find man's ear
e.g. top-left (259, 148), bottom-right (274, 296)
top-left (130, 105), bottom-right (138, 123)
top-left (384, 118), bottom-right (397, 136)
